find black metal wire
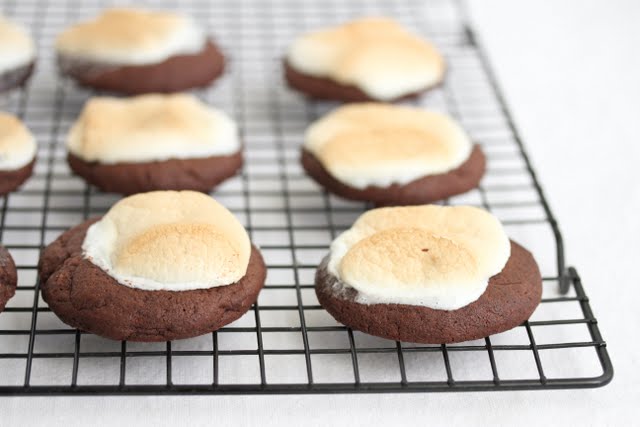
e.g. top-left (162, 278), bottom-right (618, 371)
top-left (0, 0), bottom-right (612, 395)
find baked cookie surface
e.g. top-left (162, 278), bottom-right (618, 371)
top-left (55, 8), bottom-right (224, 94)
top-left (0, 15), bottom-right (36, 92)
top-left (0, 112), bottom-right (37, 195)
top-left (38, 191), bottom-right (266, 341)
top-left (285, 18), bottom-right (445, 102)
top-left (0, 244), bottom-right (17, 313)
top-left (315, 205), bottom-right (542, 344)
top-left (301, 103), bottom-right (485, 205)
top-left (66, 94), bottom-right (242, 195)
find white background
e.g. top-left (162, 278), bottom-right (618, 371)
top-left (2, 0), bottom-right (639, 425)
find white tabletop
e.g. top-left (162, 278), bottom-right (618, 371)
top-left (2, 0), bottom-right (638, 425)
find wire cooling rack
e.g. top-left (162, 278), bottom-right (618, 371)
top-left (0, 0), bottom-right (612, 395)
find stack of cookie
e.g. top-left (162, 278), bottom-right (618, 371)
top-left (0, 9), bottom-right (541, 348)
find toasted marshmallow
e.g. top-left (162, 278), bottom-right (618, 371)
top-left (328, 205), bottom-right (511, 310)
top-left (0, 112), bottom-right (37, 171)
top-left (66, 94), bottom-right (240, 164)
top-left (0, 15), bottom-right (36, 74)
top-left (287, 17), bottom-right (445, 100)
top-left (304, 103), bottom-right (472, 189)
top-left (83, 191), bottom-right (251, 291)
top-left (55, 8), bottom-right (206, 65)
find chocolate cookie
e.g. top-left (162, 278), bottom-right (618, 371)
top-left (57, 40), bottom-right (224, 95)
top-left (302, 104), bottom-right (482, 205)
top-left (66, 94), bottom-right (242, 195)
top-left (38, 218), bottom-right (266, 342)
top-left (0, 244), bottom-right (18, 312)
top-left (316, 240), bottom-right (542, 344)
top-left (67, 151), bottom-right (242, 195)
top-left (55, 8), bottom-right (225, 94)
top-left (285, 18), bottom-right (445, 102)
top-left (301, 145), bottom-right (485, 206)
top-left (0, 158), bottom-right (36, 196)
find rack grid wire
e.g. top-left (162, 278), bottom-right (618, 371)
top-left (0, 0), bottom-right (612, 395)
